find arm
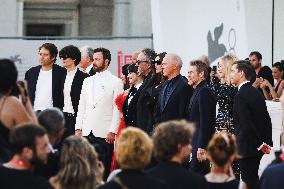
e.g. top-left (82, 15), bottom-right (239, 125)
top-left (109, 79), bottom-right (124, 134)
top-left (198, 88), bottom-right (216, 149)
top-left (75, 79), bottom-right (87, 136)
top-left (260, 80), bottom-right (272, 100)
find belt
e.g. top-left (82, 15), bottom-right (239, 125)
top-left (63, 112), bottom-right (76, 117)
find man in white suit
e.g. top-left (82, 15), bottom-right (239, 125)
top-left (75, 47), bottom-right (123, 179)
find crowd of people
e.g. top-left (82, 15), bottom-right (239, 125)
top-left (0, 42), bottom-right (283, 189)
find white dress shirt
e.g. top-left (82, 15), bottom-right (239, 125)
top-left (63, 69), bottom-right (77, 114)
top-left (238, 80), bottom-right (250, 90)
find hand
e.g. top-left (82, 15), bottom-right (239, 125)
top-left (75, 129), bottom-right (82, 136)
top-left (258, 143), bottom-right (271, 154)
top-left (252, 78), bottom-right (261, 88)
top-left (106, 132), bottom-right (116, 144)
top-left (197, 148), bottom-right (207, 162)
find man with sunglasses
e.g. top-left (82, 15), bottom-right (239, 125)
top-left (135, 48), bottom-right (157, 133)
top-left (25, 43), bottom-right (66, 112)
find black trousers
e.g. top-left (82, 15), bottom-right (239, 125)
top-left (85, 132), bottom-right (114, 181)
top-left (239, 155), bottom-right (263, 189)
top-left (63, 112), bottom-right (76, 139)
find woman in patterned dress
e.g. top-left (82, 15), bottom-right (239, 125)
top-left (209, 53), bottom-right (240, 179)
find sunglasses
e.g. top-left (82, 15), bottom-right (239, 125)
top-left (136, 60), bottom-right (149, 65)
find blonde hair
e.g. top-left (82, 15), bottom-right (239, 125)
top-left (116, 127), bottom-right (153, 170)
top-left (53, 136), bottom-right (100, 189)
top-left (220, 53), bottom-right (238, 84)
top-left (207, 132), bottom-right (237, 167)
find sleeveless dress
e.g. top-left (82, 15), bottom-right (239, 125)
top-left (0, 97), bottom-right (13, 163)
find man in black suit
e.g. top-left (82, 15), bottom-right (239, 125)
top-left (187, 60), bottom-right (216, 175)
top-left (231, 60), bottom-right (272, 189)
top-left (158, 53), bottom-right (193, 123)
top-left (25, 43), bottom-right (66, 111)
top-left (135, 48), bottom-right (156, 133)
top-left (59, 45), bottom-right (89, 137)
top-left (147, 120), bottom-right (208, 189)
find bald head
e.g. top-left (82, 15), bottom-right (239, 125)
top-left (165, 53), bottom-right (183, 68)
top-left (162, 53), bottom-right (182, 79)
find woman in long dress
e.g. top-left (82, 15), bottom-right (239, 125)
top-left (209, 53), bottom-right (240, 178)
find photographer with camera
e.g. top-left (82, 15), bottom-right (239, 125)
top-left (0, 59), bottom-right (37, 163)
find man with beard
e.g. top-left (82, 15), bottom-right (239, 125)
top-left (0, 123), bottom-right (52, 189)
top-left (249, 51), bottom-right (273, 90)
top-left (75, 47), bottom-right (123, 179)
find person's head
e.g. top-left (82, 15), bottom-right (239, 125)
top-left (218, 53), bottom-right (238, 84)
top-left (93, 47), bottom-right (111, 72)
top-left (154, 52), bottom-right (167, 74)
top-left (188, 60), bottom-right (209, 88)
top-left (38, 108), bottom-right (65, 146)
top-left (38, 43), bottom-right (58, 66)
top-left (59, 45), bottom-right (81, 70)
top-left (80, 46), bottom-right (94, 70)
top-left (121, 64), bottom-right (130, 85)
top-left (0, 59), bottom-right (18, 95)
top-left (56, 136), bottom-right (101, 189)
top-left (230, 60), bottom-right (254, 86)
top-left (272, 62), bottom-right (283, 80)
top-left (116, 127), bottom-right (153, 170)
top-left (10, 123), bottom-right (50, 166)
top-left (127, 64), bottom-right (141, 86)
top-left (137, 48), bottom-right (156, 77)
top-left (198, 55), bottom-right (209, 66)
top-left (249, 51), bottom-right (262, 70)
top-left (152, 120), bottom-right (195, 164)
top-left (207, 132), bottom-right (237, 168)
top-left (131, 51), bottom-right (141, 64)
top-left (161, 53), bottom-right (182, 79)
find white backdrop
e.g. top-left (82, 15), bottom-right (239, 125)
top-left (0, 38), bottom-right (152, 79)
top-left (151, 0), bottom-right (278, 75)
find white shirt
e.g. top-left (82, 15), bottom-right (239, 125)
top-left (85, 64), bottom-right (93, 74)
top-left (34, 69), bottom-right (53, 111)
top-left (238, 80), bottom-right (250, 90)
top-left (63, 69), bottom-right (77, 114)
top-left (128, 82), bottom-right (143, 105)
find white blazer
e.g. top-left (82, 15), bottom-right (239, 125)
top-left (75, 70), bottom-right (123, 138)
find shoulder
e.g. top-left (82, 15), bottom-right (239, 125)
top-left (76, 69), bottom-right (89, 78)
top-left (25, 65), bottom-right (40, 74)
top-left (263, 163), bottom-right (284, 176)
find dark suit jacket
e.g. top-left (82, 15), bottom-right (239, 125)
top-left (98, 170), bottom-right (168, 189)
top-left (147, 161), bottom-right (208, 189)
top-left (260, 163), bottom-right (284, 189)
top-left (122, 86), bottom-right (141, 127)
top-left (24, 64), bottom-right (66, 110)
top-left (63, 69), bottom-right (89, 114)
top-left (158, 75), bottom-right (193, 123)
top-left (188, 81), bottom-right (216, 173)
top-left (89, 67), bottom-right (96, 76)
top-left (136, 73), bottom-right (155, 132)
top-left (233, 82), bottom-right (272, 158)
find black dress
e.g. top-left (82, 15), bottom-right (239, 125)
top-left (207, 180), bottom-right (239, 189)
top-left (209, 81), bottom-right (240, 178)
top-left (0, 97), bottom-right (13, 163)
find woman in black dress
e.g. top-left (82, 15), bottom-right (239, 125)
top-left (209, 53), bottom-right (239, 178)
